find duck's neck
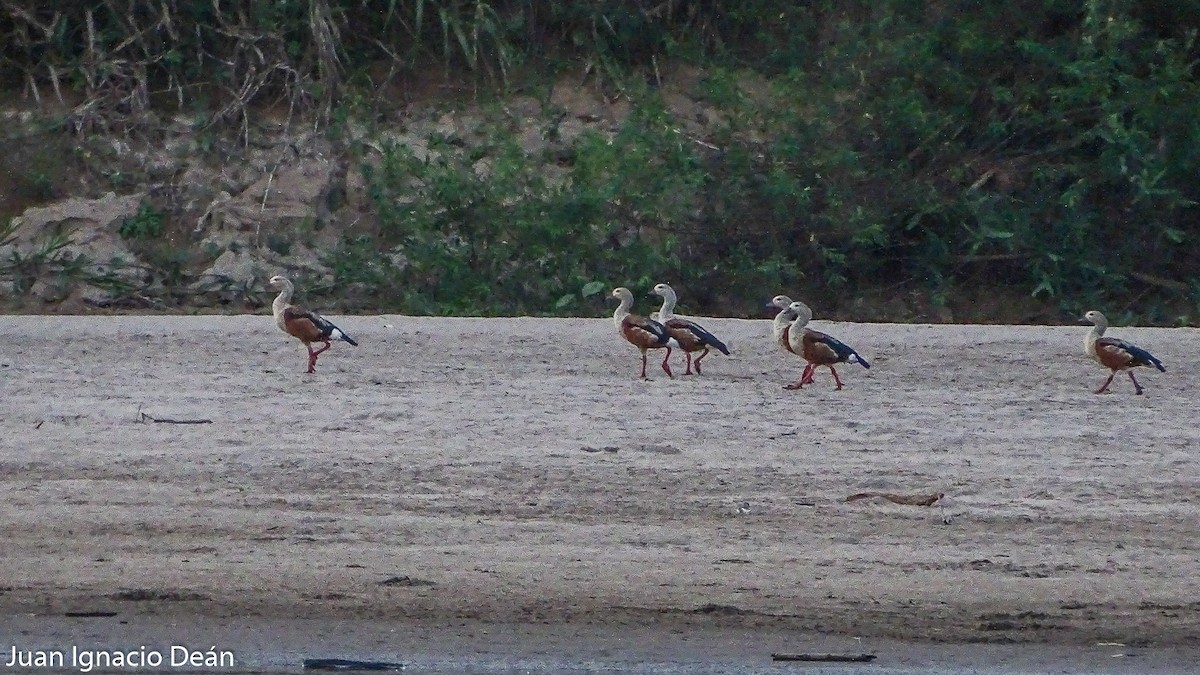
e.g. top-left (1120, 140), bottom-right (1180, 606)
top-left (657, 290), bottom-right (678, 323)
top-left (613, 295), bottom-right (633, 329)
top-left (1085, 318), bottom-right (1107, 351)
top-left (772, 310), bottom-right (792, 342)
top-left (790, 304), bottom-right (813, 330)
top-left (272, 282), bottom-right (294, 317)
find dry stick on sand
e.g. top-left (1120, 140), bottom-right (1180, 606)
top-left (136, 404), bottom-right (213, 425)
top-left (770, 653), bottom-right (877, 663)
top-left (302, 658), bottom-right (404, 671)
top-left (845, 492), bottom-right (944, 506)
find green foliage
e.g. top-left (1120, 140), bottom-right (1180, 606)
top-left (264, 233), bottom-right (293, 257)
top-left (356, 108), bottom-right (685, 314)
top-left (714, 0), bottom-right (1200, 321)
top-left (2, 0), bottom-right (1199, 321)
top-left (0, 0), bottom-right (810, 131)
top-left (339, 94), bottom-right (810, 316)
top-left (0, 220), bottom-right (120, 299)
top-left (0, 220), bottom-right (55, 295)
top-left (118, 204), bottom-right (166, 240)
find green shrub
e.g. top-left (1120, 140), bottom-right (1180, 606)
top-left (343, 94), bottom-right (810, 317)
top-left (118, 204), bottom-right (166, 241)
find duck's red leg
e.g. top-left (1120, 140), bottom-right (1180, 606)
top-left (803, 363), bottom-right (816, 384)
top-left (1094, 372), bottom-right (1116, 394)
top-left (693, 347), bottom-right (710, 375)
top-left (305, 345), bottom-right (317, 373)
top-left (785, 364), bottom-right (813, 390)
top-left (683, 351), bottom-right (694, 375)
top-left (661, 347), bottom-right (675, 378)
top-left (829, 366), bottom-right (845, 390)
top-left (800, 363), bottom-right (816, 385)
top-left (640, 350), bottom-right (649, 379)
top-left (306, 340), bottom-right (331, 373)
top-left (1127, 371), bottom-right (1144, 395)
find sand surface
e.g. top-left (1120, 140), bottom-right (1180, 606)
top-left (1, 313), bottom-right (1198, 655)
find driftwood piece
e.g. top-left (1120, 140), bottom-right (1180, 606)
top-left (302, 658), bottom-right (405, 671)
top-left (137, 410), bottom-right (213, 425)
top-left (845, 491), bottom-right (944, 506)
top-left (378, 575), bottom-right (436, 587)
top-left (771, 653), bottom-right (877, 662)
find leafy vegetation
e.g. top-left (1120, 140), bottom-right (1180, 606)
top-left (350, 99), bottom-right (798, 316)
top-left (118, 203), bottom-right (166, 240)
top-left (0, 1), bottom-right (1197, 322)
top-left (0, 218), bottom-right (131, 301)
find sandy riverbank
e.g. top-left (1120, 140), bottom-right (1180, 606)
top-left (0, 314), bottom-right (1197, 654)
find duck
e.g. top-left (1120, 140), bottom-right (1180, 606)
top-left (781, 300), bottom-right (870, 390)
top-left (1080, 310), bottom-right (1165, 395)
top-left (269, 275), bottom-right (358, 373)
top-left (767, 294), bottom-right (795, 355)
top-left (650, 283), bottom-right (730, 375)
top-left (611, 287), bottom-right (679, 379)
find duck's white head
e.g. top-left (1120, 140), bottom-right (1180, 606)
top-left (786, 301), bottom-right (813, 325)
top-left (651, 282), bottom-right (675, 298)
top-left (770, 294), bottom-right (793, 309)
top-left (269, 275), bottom-right (291, 289)
top-left (611, 287), bottom-right (633, 303)
top-left (1080, 310), bottom-right (1105, 325)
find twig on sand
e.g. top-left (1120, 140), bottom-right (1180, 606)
top-left (302, 658), bottom-right (405, 671)
top-left (136, 405), bottom-right (213, 425)
top-left (845, 492), bottom-right (944, 506)
top-left (771, 653), bottom-right (877, 662)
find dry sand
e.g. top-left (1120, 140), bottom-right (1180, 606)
top-left (1, 313), bottom-right (1198, 655)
